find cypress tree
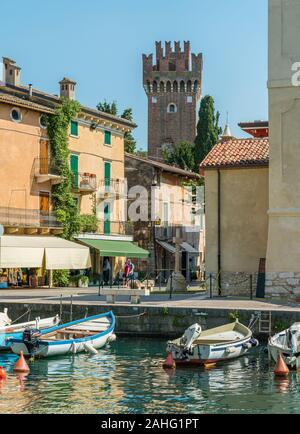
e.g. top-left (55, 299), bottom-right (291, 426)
top-left (195, 95), bottom-right (222, 168)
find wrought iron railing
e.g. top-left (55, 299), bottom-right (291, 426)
top-left (72, 172), bottom-right (97, 191)
top-left (34, 158), bottom-right (61, 177)
top-left (98, 178), bottom-right (127, 196)
top-left (0, 207), bottom-right (63, 228)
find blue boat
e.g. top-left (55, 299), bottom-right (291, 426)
top-left (10, 311), bottom-right (116, 358)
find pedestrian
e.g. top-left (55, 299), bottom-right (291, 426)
top-left (103, 257), bottom-right (111, 285)
top-left (123, 259), bottom-right (131, 287)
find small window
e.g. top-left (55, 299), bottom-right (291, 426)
top-left (187, 96), bottom-right (193, 103)
top-left (167, 104), bottom-right (177, 114)
top-left (10, 108), bottom-right (22, 123)
top-left (70, 120), bottom-right (78, 137)
top-left (39, 114), bottom-right (48, 129)
top-left (152, 96), bottom-right (157, 104)
top-left (104, 130), bottom-right (111, 146)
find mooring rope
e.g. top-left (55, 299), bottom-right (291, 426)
top-left (115, 312), bottom-right (147, 319)
top-left (10, 308), bottom-right (31, 325)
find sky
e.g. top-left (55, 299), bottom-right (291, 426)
top-left (0, 0), bottom-right (268, 150)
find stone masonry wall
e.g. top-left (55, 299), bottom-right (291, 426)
top-left (265, 272), bottom-right (300, 300)
top-left (208, 272), bottom-right (258, 297)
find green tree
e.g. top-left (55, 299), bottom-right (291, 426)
top-left (162, 141), bottom-right (195, 172)
top-left (97, 100), bottom-right (118, 116)
top-left (121, 108), bottom-right (136, 154)
top-left (194, 95), bottom-right (222, 167)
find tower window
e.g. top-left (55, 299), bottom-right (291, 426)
top-left (152, 96), bottom-right (157, 104)
top-left (187, 96), bottom-right (193, 103)
top-left (167, 103), bottom-right (177, 113)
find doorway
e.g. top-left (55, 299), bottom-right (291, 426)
top-left (40, 191), bottom-right (50, 226)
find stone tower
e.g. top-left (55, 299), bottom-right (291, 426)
top-left (143, 41), bottom-right (203, 160)
top-left (266, 0), bottom-right (300, 298)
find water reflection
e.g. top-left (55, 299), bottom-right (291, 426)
top-left (0, 339), bottom-right (300, 413)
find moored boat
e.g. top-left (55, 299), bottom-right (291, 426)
top-left (10, 311), bottom-right (116, 358)
top-left (0, 309), bottom-right (60, 350)
top-left (166, 320), bottom-right (259, 366)
top-left (268, 323), bottom-right (300, 369)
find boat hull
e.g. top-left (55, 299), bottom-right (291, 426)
top-left (268, 330), bottom-right (300, 368)
top-left (11, 330), bottom-right (114, 358)
top-left (169, 336), bottom-right (254, 366)
top-left (167, 320), bottom-right (257, 366)
top-left (10, 311), bottom-right (116, 358)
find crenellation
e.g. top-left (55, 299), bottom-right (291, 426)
top-left (143, 41), bottom-right (203, 159)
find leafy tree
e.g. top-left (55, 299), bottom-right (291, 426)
top-left (121, 108), bottom-right (137, 154)
top-left (162, 141), bottom-right (196, 172)
top-left (97, 100), bottom-right (118, 116)
top-left (194, 95), bottom-right (222, 168)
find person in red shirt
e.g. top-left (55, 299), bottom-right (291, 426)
top-left (123, 260), bottom-right (131, 287)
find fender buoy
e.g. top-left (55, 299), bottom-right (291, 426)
top-left (274, 353), bottom-right (289, 377)
top-left (163, 352), bottom-right (176, 369)
top-left (13, 351), bottom-right (30, 373)
top-left (0, 366), bottom-right (6, 380)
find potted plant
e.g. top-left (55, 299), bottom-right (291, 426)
top-left (78, 275), bottom-right (89, 288)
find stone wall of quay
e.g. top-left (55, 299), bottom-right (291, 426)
top-left (1, 301), bottom-right (300, 339)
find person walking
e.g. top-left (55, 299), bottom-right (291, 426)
top-left (103, 257), bottom-right (111, 285)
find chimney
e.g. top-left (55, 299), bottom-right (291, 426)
top-left (28, 84), bottom-right (33, 99)
top-left (59, 77), bottom-right (76, 100)
top-left (2, 57), bottom-right (21, 86)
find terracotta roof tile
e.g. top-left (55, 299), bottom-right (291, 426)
top-left (0, 92), bottom-right (54, 114)
top-left (200, 138), bottom-right (269, 169)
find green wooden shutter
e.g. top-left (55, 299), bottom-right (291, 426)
top-left (104, 130), bottom-right (111, 145)
top-left (104, 203), bottom-right (110, 234)
top-left (71, 121), bottom-right (78, 136)
top-left (104, 161), bottom-right (111, 191)
top-left (70, 155), bottom-right (79, 188)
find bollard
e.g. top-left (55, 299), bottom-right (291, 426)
top-left (250, 274), bottom-right (253, 300)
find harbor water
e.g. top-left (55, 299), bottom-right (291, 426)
top-left (0, 337), bottom-right (299, 414)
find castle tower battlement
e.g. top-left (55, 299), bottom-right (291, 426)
top-left (143, 41), bottom-right (203, 159)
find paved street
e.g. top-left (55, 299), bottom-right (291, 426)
top-left (1, 286), bottom-right (300, 311)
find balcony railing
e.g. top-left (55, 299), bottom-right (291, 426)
top-left (98, 179), bottom-right (127, 198)
top-left (0, 207), bottom-right (63, 229)
top-left (34, 158), bottom-right (62, 184)
top-left (72, 172), bottom-right (97, 195)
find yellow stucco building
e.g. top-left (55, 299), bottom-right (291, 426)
top-left (0, 57), bottom-right (148, 284)
top-left (200, 123), bottom-right (269, 296)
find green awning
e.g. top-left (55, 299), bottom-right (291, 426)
top-left (77, 239), bottom-right (149, 259)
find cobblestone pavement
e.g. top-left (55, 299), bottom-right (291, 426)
top-left (1, 286), bottom-right (300, 311)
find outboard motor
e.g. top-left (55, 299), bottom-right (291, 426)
top-left (23, 328), bottom-right (41, 356)
top-left (288, 324), bottom-right (300, 354)
top-left (180, 324), bottom-right (202, 354)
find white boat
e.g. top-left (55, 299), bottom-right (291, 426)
top-left (268, 323), bottom-right (300, 369)
top-left (10, 311), bottom-right (116, 358)
top-left (0, 308), bottom-right (60, 350)
top-left (166, 320), bottom-right (259, 366)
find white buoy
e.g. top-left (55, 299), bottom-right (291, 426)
top-left (84, 342), bottom-right (98, 355)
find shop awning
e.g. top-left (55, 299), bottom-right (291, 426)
top-left (156, 240), bottom-right (199, 255)
top-left (78, 239), bottom-right (149, 259)
top-left (156, 240), bottom-right (176, 254)
top-left (181, 242), bottom-right (199, 255)
top-left (0, 236), bottom-right (91, 270)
